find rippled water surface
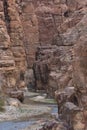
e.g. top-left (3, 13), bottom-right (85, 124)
top-left (0, 105), bottom-right (58, 130)
top-left (0, 120), bottom-right (35, 130)
top-left (0, 92), bottom-right (58, 130)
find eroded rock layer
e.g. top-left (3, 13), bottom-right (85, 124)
top-left (0, 0), bottom-right (26, 94)
top-left (1, 0), bottom-right (87, 97)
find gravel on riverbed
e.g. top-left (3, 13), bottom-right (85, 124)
top-left (0, 104), bottom-right (51, 122)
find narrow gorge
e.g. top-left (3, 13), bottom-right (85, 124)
top-left (0, 0), bottom-right (87, 130)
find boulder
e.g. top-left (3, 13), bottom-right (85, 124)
top-left (7, 90), bottom-right (24, 102)
top-left (6, 98), bottom-right (21, 107)
top-left (40, 120), bottom-right (68, 130)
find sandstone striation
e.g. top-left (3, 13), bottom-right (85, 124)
top-left (0, 0), bottom-right (27, 97)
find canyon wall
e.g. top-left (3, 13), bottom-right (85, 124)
top-left (0, 0), bottom-right (87, 99)
top-left (19, 0), bottom-right (87, 97)
top-left (0, 0), bottom-right (27, 95)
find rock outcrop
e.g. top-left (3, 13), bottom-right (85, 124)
top-left (40, 120), bottom-right (68, 130)
top-left (0, 0), bottom-right (26, 95)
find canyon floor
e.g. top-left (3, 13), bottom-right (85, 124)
top-left (0, 91), bottom-right (58, 130)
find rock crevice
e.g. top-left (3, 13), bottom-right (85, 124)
top-left (3, 0), bottom-right (11, 34)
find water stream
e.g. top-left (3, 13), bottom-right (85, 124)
top-left (0, 106), bottom-right (58, 130)
top-left (0, 92), bottom-right (58, 130)
top-left (0, 120), bottom-right (35, 130)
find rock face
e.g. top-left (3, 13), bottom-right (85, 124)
top-left (0, 0), bottom-right (26, 94)
top-left (0, 0), bottom-right (87, 97)
top-left (40, 120), bottom-right (68, 130)
top-left (31, 0), bottom-right (87, 96)
top-left (24, 0), bottom-right (73, 95)
top-left (27, 0), bottom-right (87, 97)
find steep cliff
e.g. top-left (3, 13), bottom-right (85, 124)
top-left (1, 0), bottom-right (87, 97)
top-left (19, 0), bottom-right (87, 97)
top-left (0, 0), bottom-right (26, 94)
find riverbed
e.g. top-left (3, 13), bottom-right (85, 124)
top-left (0, 92), bottom-right (58, 130)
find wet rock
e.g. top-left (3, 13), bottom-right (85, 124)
top-left (7, 90), bottom-right (24, 102)
top-left (33, 61), bottom-right (50, 90)
top-left (40, 120), bottom-right (68, 130)
top-left (55, 87), bottom-right (77, 111)
top-left (24, 69), bottom-right (36, 91)
top-left (6, 98), bottom-right (21, 107)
